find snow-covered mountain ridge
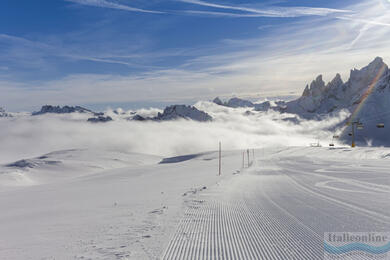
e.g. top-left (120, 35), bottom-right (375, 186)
top-left (26, 104), bottom-right (212, 122)
top-left (131, 105), bottom-right (212, 122)
top-left (286, 57), bottom-right (389, 117)
top-left (213, 57), bottom-right (390, 145)
top-left (32, 105), bottom-right (101, 116)
top-left (214, 57), bottom-right (390, 119)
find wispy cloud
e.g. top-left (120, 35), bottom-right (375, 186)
top-left (66, 0), bottom-right (163, 14)
top-left (66, 0), bottom-right (351, 18)
top-left (0, 33), bottom-right (165, 71)
top-left (339, 0), bottom-right (390, 48)
top-left (2, 0), bottom-right (390, 111)
top-left (337, 16), bottom-right (390, 27)
top-left (178, 0), bottom-right (279, 16)
top-left (182, 10), bottom-right (271, 18)
top-left (178, 0), bottom-right (351, 18)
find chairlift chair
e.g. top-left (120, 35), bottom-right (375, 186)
top-left (377, 123), bottom-right (385, 128)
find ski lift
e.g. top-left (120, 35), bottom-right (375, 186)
top-left (377, 123), bottom-right (385, 128)
top-left (329, 134), bottom-right (338, 147)
top-left (357, 123), bottom-right (364, 130)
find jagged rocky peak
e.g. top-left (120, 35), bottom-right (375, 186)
top-left (367, 56), bottom-right (386, 71)
top-left (349, 57), bottom-right (388, 87)
top-left (0, 107), bottom-right (11, 117)
top-left (313, 74), bottom-right (325, 86)
top-left (302, 85), bottom-right (310, 97)
top-left (303, 75), bottom-right (327, 97)
top-left (155, 105), bottom-right (212, 122)
top-left (302, 74), bottom-right (343, 97)
top-left (32, 105), bottom-right (97, 116)
top-left (327, 73), bottom-right (343, 89)
top-left (213, 97), bottom-right (224, 106)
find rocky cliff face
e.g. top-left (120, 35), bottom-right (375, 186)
top-left (154, 105), bottom-right (212, 122)
top-left (213, 57), bottom-right (389, 119)
top-left (32, 105), bottom-right (99, 116)
top-left (284, 57), bottom-right (390, 145)
top-left (212, 57), bottom-right (390, 145)
top-left (286, 57), bottom-right (389, 117)
top-left (0, 107), bottom-right (11, 117)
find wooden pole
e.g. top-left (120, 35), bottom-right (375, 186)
top-left (247, 149), bottom-right (250, 167)
top-left (242, 151), bottom-right (245, 168)
top-left (218, 142), bottom-right (221, 175)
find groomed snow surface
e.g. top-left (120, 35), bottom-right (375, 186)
top-left (1, 146), bottom-right (390, 259)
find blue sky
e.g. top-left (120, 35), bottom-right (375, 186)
top-left (1, 0), bottom-right (390, 111)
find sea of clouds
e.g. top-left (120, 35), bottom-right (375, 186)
top-left (0, 101), bottom-right (350, 163)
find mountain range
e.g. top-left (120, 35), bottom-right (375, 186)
top-left (1, 57), bottom-right (389, 146)
top-left (214, 57), bottom-right (390, 146)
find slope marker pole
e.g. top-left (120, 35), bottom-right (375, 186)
top-left (218, 142), bottom-right (221, 176)
top-left (242, 151), bottom-right (245, 168)
top-left (247, 149), bottom-right (250, 167)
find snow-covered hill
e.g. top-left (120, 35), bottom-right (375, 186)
top-left (2, 146), bottom-right (390, 259)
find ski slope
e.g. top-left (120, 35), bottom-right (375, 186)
top-left (0, 146), bottom-right (390, 259)
top-left (162, 147), bottom-right (390, 260)
top-left (0, 149), bottom-right (242, 259)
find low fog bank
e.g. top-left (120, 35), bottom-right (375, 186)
top-left (0, 101), bottom-right (349, 164)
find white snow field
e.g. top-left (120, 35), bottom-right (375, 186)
top-left (0, 148), bottom-right (242, 259)
top-left (162, 147), bottom-right (390, 260)
top-left (1, 146), bottom-right (390, 259)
